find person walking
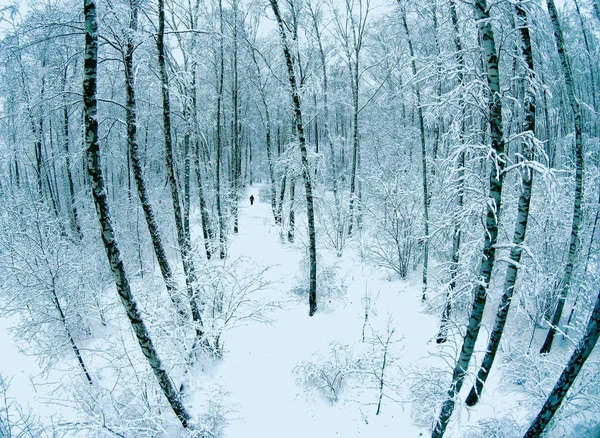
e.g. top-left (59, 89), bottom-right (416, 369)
top-left (250, 194), bottom-right (255, 206)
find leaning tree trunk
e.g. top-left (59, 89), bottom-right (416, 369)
top-left (124, 0), bottom-right (184, 313)
top-left (269, 0), bottom-right (318, 316)
top-left (400, 1), bottom-right (429, 301)
top-left (540, 0), bottom-right (584, 355)
top-left (437, 0), bottom-right (465, 344)
top-left (431, 0), bottom-right (506, 434)
top-left (523, 286), bottom-right (600, 438)
top-left (51, 278), bottom-right (92, 385)
top-left (157, 0), bottom-right (205, 338)
top-left (83, 0), bottom-right (190, 427)
top-left (465, 0), bottom-right (536, 405)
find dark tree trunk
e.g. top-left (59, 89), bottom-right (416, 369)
top-left (124, 0), bottom-right (184, 312)
top-left (269, 0), bottom-right (318, 316)
top-left (157, 0), bottom-right (205, 339)
top-left (540, 0), bottom-right (585, 355)
top-left (431, 0), bottom-right (506, 434)
top-left (524, 287), bottom-right (600, 438)
top-left (465, 0), bottom-right (536, 405)
top-left (400, 2), bottom-right (429, 300)
top-left (83, 0), bottom-right (190, 426)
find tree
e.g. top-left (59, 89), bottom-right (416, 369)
top-left (539, 0), bottom-right (585, 355)
top-left (83, 0), bottom-right (191, 426)
top-left (523, 287), bottom-right (600, 437)
top-left (269, 0), bottom-right (318, 316)
top-left (465, 0), bottom-right (537, 405)
top-left (431, 0), bottom-right (507, 433)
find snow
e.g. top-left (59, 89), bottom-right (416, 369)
top-left (0, 183), bottom-right (591, 437)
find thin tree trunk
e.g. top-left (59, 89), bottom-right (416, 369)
top-left (400, 2), bottom-right (429, 300)
top-left (83, 0), bottom-right (190, 426)
top-left (124, 0), bottom-right (184, 312)
top-left (437, 0), bottom-right (465, 344)
top-left (465, 0), bottom-right (536, 405)
top-left (523, 287), bottom-right (600, 438)
top-left (540, 0), bottom-right (584, 355)
top-left (61, 68), bottom-right (83, 240)
top-left (288, 175), bottom-right (295, 243)
top-left (216, 0), bottom-right (227, 259)
top-left (431, 0), bottom-right (506, 434)
top-left (231, 0), bottom-right (240, 234)
top-left (50, 277), bottom-right (92, 384)
top-left (269, 0), bottom-right (318, 316)
top-left (157, 0), bottom-right (205, 338)
top-left (309, 4), bottom-right (342, 253)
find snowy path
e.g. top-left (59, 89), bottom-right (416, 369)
top-left (200, 185), bottom-right (435, 438)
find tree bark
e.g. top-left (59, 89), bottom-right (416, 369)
top-left (157, 0), bottom-right (205, 339)
top-left (83, 0), bottom-right (190, 426)
top-left (465, 0), bottom-right (536, 405)
top-left (124, 0), bottom-right (184, 313)
top-left (216, 0), bottom-right (227, 259)
top-left (399, 2), bottom-right (429, 301)
top-left (431, 0), bottom-right (506, 434)
top-left (437, 0), bottom-right (465, 344)
top-left (540, 0), bottom-right (584, 355)
top-left (269, 0), bottom-right (318, 316)
top-left (523, 287), bottom-right (600, 438)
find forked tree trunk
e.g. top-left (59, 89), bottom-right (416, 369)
top-left (524, 287), bottom-right (600, 438)
top-left (540, 0), bottom-right (584, 355)
top-left (465, 0), bottom-right (536, 405)
top-left (431, 0), bottom-right (506, 434)
top-left (83, 0), bottom-right (190, 426)
top-left (269, 0), bottom-right (318, 316)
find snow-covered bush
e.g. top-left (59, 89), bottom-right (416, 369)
top-left (293, 342), bottom-right (362, 404)
top-left (463, 416), bottom-right (522, 438)
top-left (291, 253), bottom-right (347, 310)
top-left (503, 342), bottom-right (600, 436)
top-left (362, 177), bottom-right (420, 279)
top-left (196, 258), bottom-right (276, 358)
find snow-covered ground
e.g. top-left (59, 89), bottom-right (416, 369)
top-left (0, 184), bottom-right (591, 437)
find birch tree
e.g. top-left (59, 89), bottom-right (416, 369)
top-left (83, 0), bottom-right (191, 426)
top-left (431, 0), bottom-right (507, 433)
top-left (539, 0), bottom-right (585, 355)
top-left (269, 0), bottom-right (318, 316)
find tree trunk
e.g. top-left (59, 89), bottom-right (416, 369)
top-left (216, 0), bottom-right (227, 259)
top-left (269, 0), bottom-right (318, 316)
top-left (309, 4), bottom-right (342, 253)
top-left (437, 0), bottom-right (465, 344)
top-left (431, 0), bottom-right (506, 434)
top-left (465, 0), bottom-right (536, 405)
top-left (399, 2), bottom-right (429, 301)
top-left (540, 0), bottom-right (584, 355)
top-left (124, 0), bottom-right (184, 313)
top-left (523, 287), bottom-right (600, 438)
top-left (62, 67), bottom-right (83, 240)
top-left (83, 0), bottom-right (190, 426)
top-left (157, 0), bottom-right (205, 338)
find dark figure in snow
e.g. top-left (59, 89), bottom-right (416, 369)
top-left (250, 195), bottom-right (255, 206)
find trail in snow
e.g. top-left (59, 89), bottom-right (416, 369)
top-left (190, 185), bottom-right (436, 437)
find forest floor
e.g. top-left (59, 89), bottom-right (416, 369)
top-left (0, 184), bottom-right (577, 437)
top-left (183, 184), bottom-right (526, 438)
